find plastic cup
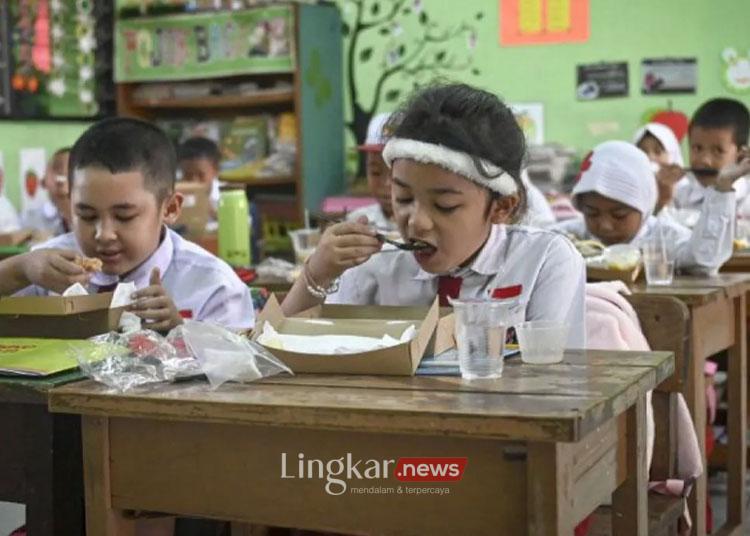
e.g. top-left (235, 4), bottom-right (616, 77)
top-left (451, 298), bottom-right (518, 380)
top-left (289, 229), bottom-right (320, 265)
top-left (516, 321), bottom-right (569, 364)
top-left (642, 244), bottom-right (674, 286)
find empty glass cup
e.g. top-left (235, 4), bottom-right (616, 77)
top-left (516, 321), bottom-right (569, 364)
top-left (642, 243), bottom-right (674, 286)
top-left (289, 229), bottom-right (321, 265)
top-left (451, 298), bottom-right (519, 380)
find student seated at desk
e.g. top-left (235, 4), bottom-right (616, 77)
top-left (282, 83), bottom-right (586, 348)
top-left (22, 147), bottom-right (72, 236)
top-left (671, 98), bottom-right (750, 218)
top-left (632, 122), bottom-right (685, 214)
top-left (551, 141), bottom-right (741, 275)
top-left (177, 136), bottom-right (221, 220)
top-left (0, 165), bottom-right (21, 233)
top-left (2, 118), bottom-right (254, 331)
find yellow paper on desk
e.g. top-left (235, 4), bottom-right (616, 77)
top-left (0, 338), bottom-right (91, 376)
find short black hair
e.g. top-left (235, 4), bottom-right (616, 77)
top-left (690, 98), bottom-right (749, 147)
top-left (69, 117), bottom-right (176, 200)
top-left (177, 137), bottom-right (221, 168)
top-left (386, 82), bottom-right (528, 221)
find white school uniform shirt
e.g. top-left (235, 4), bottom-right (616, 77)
top-left (17, 227), bottom-right (255, 329)
top-left (327, 224), bottom-right (586, 348)
top-left (22, 200), bottom-right (66, 235)
top-left (552, 187), bottom-right (734, 275)
top-left (521, 170), bottom-right (556, 227)
top-left (674, 173), bottom-right (750, 218)
top-left (0, 196), bottom-right (21, 233)
top-left (346, 203), bottom-right (397, 232)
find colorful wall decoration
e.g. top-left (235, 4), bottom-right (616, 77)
top-left (499, 0), bottom-right (589, 46)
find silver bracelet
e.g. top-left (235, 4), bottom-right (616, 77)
top-left (303, 259), bottom-right (340, 298)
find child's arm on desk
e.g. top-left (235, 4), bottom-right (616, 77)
top-left (282, 220), bottom-right (382, 316)
top-left (0, 249), bottom-right (91, 295)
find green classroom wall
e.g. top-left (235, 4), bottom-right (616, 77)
top-left (0, 122), bottom-right (90, 210)
top-left (338, 0), bottom-right (750, 157)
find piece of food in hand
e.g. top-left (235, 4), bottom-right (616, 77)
top-left (74, 255), bottom-right (103, 272)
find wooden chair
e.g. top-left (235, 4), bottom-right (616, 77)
top-left (589, 294), bottom-right (691, 536)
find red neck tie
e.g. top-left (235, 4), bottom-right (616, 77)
top-left (437, 275), bottom-right (462, 306)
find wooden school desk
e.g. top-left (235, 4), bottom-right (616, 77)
top-left (720, 250), bottom-right (750, 273)
top-left (49, 349), bottom-right (672, 536)
top-left (0, 372), bottom-right (84, 536)
top-left (631, 273), bottom-right (750, 536)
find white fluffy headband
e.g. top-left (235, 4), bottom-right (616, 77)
top-left (382, 137), bottom-right (518, 195)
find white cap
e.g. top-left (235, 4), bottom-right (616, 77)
top-left (633, 122), bottom-right (684, 166)
top-left (358, 112), bottom-right (392, 152)
top-left (572, 140), bottom-right (657, 219)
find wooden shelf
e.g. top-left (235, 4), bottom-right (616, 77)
top-left (131, 90), bottom-right (295, 110)
top-left (220, 176), bottom-right (296, 187)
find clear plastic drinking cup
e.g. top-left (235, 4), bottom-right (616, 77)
top-left (289, 228), bottom-right (321, 265)
top-left (642, 243), bottom-right (674, 286)
top-left (516, 321), bottom-right (569, 364)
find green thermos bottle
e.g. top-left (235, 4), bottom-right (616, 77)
top-left (218, 188), bottom-right (251, 267)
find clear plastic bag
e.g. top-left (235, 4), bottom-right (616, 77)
top-left (181, 320), bottom-right (292, 389)
top-left (72, 330), bottom-right (199, 391)
top-left (73, 322), bottom-right (292, 391)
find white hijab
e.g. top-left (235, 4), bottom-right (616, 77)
top-left (572, 140), bottom-right (657, 226)
top-left (633, 122), bottom-right (684, 167)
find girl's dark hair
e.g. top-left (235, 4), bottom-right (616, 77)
top-left (386, 83), bottom-right (527, 221)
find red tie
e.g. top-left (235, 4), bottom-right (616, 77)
top-left (437, 275), bottom-right (462, 306)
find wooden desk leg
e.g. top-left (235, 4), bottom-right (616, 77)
top-left (526, 442), bottom-right (574, 535)
top-left (687, 316), bottom-right (708, 536)
top-left (612, 394), bottom-right (648, 536)
top-left (81, 416), bottom-right (135, 536)
top-left (726, 294), bottom-right (747, 530)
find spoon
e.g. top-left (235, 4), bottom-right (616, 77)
top-left (375, 233), bottom-right (432, 251)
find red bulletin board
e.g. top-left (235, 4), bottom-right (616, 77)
top-left (500, 0), bottom-right (589, 46)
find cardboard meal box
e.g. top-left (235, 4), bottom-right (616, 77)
top-left (587, 262), bottom-right (643, 286)
top-left (0, 229), bottom-right (33, 247)
top-left (0, 292), bottom-right (125, 339)
top-left (253, 296), bottom-right (441, 375)
top-left (175, 181), bottom-right (210, 237)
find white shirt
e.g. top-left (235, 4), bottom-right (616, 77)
top-left (0, 196), bottom-right (21, 233)
top-left (22, 200), bottom-right (66, 235)
top-left (18, 227), bottom-right (255, 330)
top-left (346, 203), bottom-right (397, 232)
top-left (521, 171), bottom-right (556, 226)
top-left (674, 173), bottom-right (750, 218)
top-left (328, 224), bottom-right (586, 348)
top-left (552, 188), bottom-right (734, 275)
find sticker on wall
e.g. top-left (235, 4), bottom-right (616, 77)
top-left (510, 103), bottom-right (544, 145)
top-left (576, 62), bottom-right (629, 100)
top-left (641, 58), bottom-right (697, 95)
top-left (500, 0), bottom-right (589, 46)
top-left (722, 48), bottom-right (750, 94)
top-left (18, 148), bottom-right (47, 214)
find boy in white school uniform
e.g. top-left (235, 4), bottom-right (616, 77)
top-left (282, 83), bottom-right (586, 348)
top-left (177, 137), bottom-right (221, 220)
top-left (552, 141), bottom-right (737, 275)
top-left (672, 98), bottom-right (750, 218)
top-left (5, 118), bottom-right (254, 331)
top-left (22, 148), bottom-right (72, 236)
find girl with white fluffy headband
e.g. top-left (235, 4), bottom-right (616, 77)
top-left (282, 83), bottom-right (586, 347)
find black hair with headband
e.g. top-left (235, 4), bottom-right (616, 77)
top-left (385, 82), bottom-right (528, 220)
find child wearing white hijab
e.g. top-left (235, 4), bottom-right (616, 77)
top-left (633, 122), bottom-right (687, 215)
top-left (552, 141), bottom-right (734, 275)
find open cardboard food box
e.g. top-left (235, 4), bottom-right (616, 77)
top-left (0, 292), bottom-right (125, 339)
top-left (253, 296), bottom-right (454, 375)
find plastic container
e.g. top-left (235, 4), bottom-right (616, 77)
top-left (218, 188), bottom-right (251, 267)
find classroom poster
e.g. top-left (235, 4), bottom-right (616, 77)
top-left (641, 58), bottom-right (697, 95)
top-left (18, 148), bottom-right (47, 214)
top-left (510, 103), bottom-right (544, 144)
top-left (500, 0), bottom-right (589, 46)
top-left (576, 62), bottom-right (629, 100)
top-left (721, 48), bottom-right (750, 94)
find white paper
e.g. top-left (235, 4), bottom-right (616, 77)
top-left (258, 323), bottom-right (416, 355)
top-left (110, 282), bottom-right (136, 309)
top-left (62, 282), bottom-right (89, 296)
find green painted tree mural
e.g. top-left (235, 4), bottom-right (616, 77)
top-left (339, 0), bottom-right (484, 165)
